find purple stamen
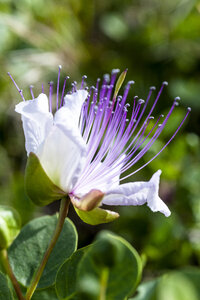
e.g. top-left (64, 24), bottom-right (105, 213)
top-left (48, 81), bottom-right (53, 113)
top-left (29, 85), bottom-right (34, 99)
top-left (99, 84), bottom-right (108, 100)
top-left (120, 81), bottom-right (135, 107)
top-left (121, 99), bottom-right (178, 172)
top-left (110, 69), bottom-right (120, 86)
top-left (96, 78), bottom-right (101, 90)
top-left (73, 72), bottom-right (190, 192)
top-left (119, 107), bottom-right (191, 182)
top-left (56, 65), bottom-right (62, 110)
top-left (81, 75), bottom-right (87, 89)
top-left (175, 96), bottom-right (181, 101)
top-left (105, 84), bottom-right (114, 105)
top-left (123, 83), bottom-right (166, 155)
top-left (7, 72), bottom-right (25, 101)
top-left (72, 81), bottom-right (77, 93)
top-left (90, 116), bottom-right (157, 183)
top-left (60, 76), bottom-right (69, 107)
top-left (102, 74), bottom-right (110, 85)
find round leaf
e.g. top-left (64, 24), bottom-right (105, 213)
top-left (32, 286), bottom-right (58, 300)
top-left (158, 272), bottom-right (199, 300)
top-left (181, 268), bottom-right (200, 296)
top-left (0, 205), bottom-right (21, 250)
top-left (0, 272), bottom-right (13, 300)
top-left (8, 215), bottom-right (77, 289)
top-left (56, 247), bottom-right (87, 299)
top-left (132, 269), bottom-right (200, 300)
top-left (78, 231), bottom-right (142, 299)
top-left (130, 279), bottom-right (160, 300)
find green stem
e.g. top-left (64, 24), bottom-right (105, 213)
top-left (26, 196), bottom-right (70, 300)
top-left (0, 248), bottom-right (25, 300)
top-left (99, 267), bottom-right (109, 300)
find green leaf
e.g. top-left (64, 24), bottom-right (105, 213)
top-left (0, 205), bottom-right (21, 250)
top-left (78, 231), bottom-right (142, 299)
top-left (32, 285), bottom-right (58, 300)
top-left (74, 206), bottom-right (119, 225)
top-left (8, 215), bottom-right (77, 289)
top-left (130, 279), bottom-right (159, 300)
top-left (158, 272), bottom-right (199, 300)
top-left (181, 268), bottom-right (200, 296)
top-left (56, 232), bottom-right (142, 300)
top-left (56, 247), bottom-right (88, 300)
top-left (131, 269), bottom-right (200, 300)
top-left (0, 271), bottom-right (13, 300)
top-left (25, 153), bottom-right (67, 206)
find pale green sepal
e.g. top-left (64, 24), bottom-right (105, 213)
top-left (113, 69), bottom-right (128, 100)
top-left (25, 152), bottom-right (67, 206)
top-left (74, 206), bottom-right (119, 225)
top-left (0, 205), bottom-right (21, 249)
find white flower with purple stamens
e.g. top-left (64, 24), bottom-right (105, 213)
top-left (11, 67), bottom-right (191, 225)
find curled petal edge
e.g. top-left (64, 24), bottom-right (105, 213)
top-left (102, 170), bottom-right (171, 217)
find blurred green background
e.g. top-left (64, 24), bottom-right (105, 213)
top-left (0, 0), bottom-right (199, 285)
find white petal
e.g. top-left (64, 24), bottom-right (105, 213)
top-left (102, 190), bottom-right (147, 206)
top-left (15, 94), bottom-right (53, 155)
top-left (15, 93), bottom-right (50, 116)
top-left (36, 125), bottom-right (87, 193)
top-left (63, 90), bottom-right (88, 113)
top-left (57, 90), bottom-right (88, 127)
top-left (54, 90), bottom-right (88, 148)
top-left (147, 195), bottom-right (170, 217)
top-left (146, 170), bottom-right (171, 217)
top-left (102, 170), bottom-right (171, 217)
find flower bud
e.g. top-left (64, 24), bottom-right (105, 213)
top-left (71, 189), bottom-right (119, 225)
top-left (0, 206), bottom-right (21, 249)
top-left (71, 189), bottom-right (104, 211)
